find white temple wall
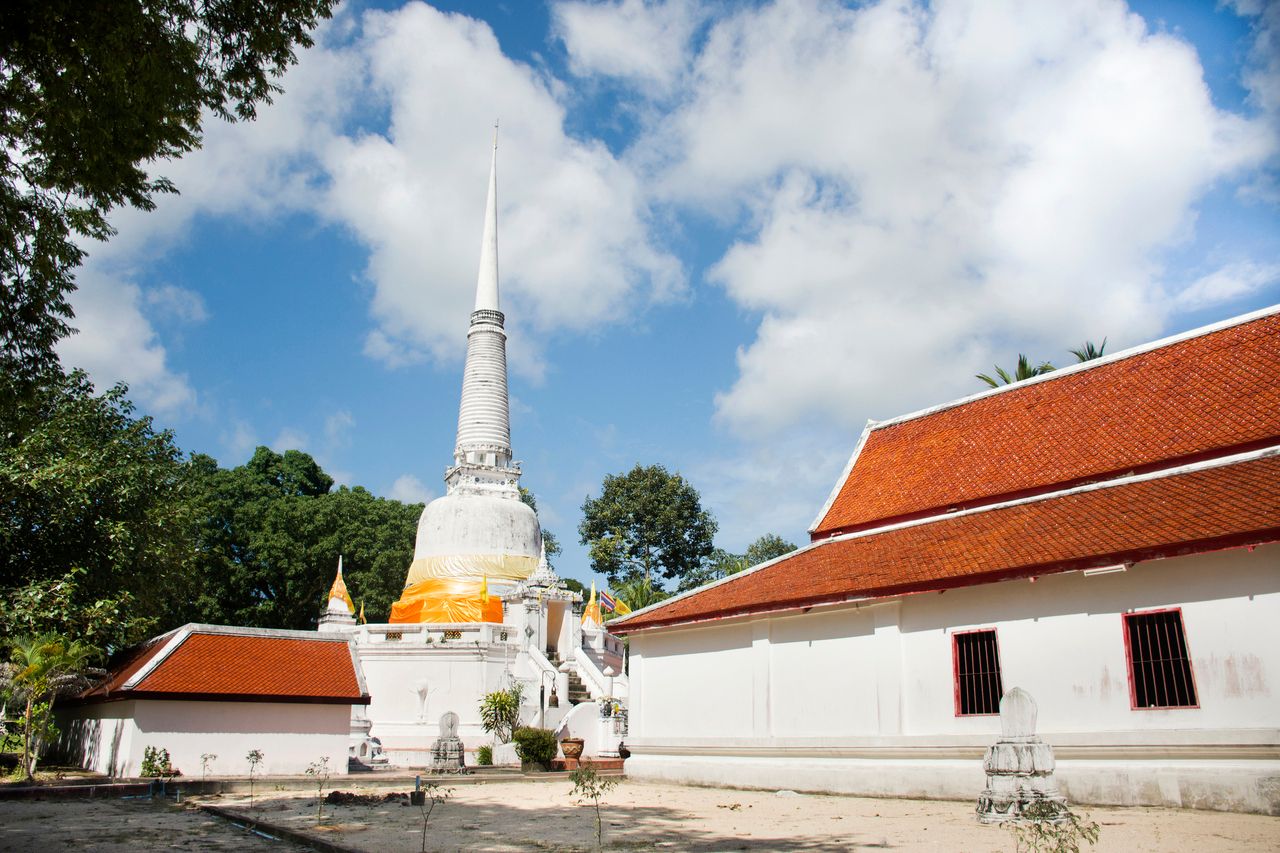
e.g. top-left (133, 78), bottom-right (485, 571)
top-left (351, 629), bottom-right (527, 765)
top-left (56, 700), bottom-right (352, 777)
top-left (625, 545), bottom-right (1280, 812)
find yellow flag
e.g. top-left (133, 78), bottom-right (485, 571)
top-left (480, 574), bottom-right (489, 604)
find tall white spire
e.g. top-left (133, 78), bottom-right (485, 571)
top-left (474, 124), bottom-right (500, 312)
top-left (448, 127), bottom-right (517, 494)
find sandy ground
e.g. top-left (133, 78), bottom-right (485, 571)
top-left (196, 778), bottom-right (1279, 852)
top-left (0, 780), bottom-right (1275, 851)
top-left (0, 798), bottom-right (286, 851)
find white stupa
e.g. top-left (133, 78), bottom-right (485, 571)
top-left (320, 131), bottom-right (627, 768)
top-left (390, 130), bottom-right (542, 624)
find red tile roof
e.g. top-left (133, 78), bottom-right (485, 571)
top-left (79, 628), bottom-right (368, 705)
top-left (812, 312), bottom-right (1280, 537)
top-left (614, 453), bottom-right (1280, 633)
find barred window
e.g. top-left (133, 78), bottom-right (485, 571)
top-left (953, 629), bottom-right (1004, 716)
top-left (1125, 610), bottom-right (1198, 709)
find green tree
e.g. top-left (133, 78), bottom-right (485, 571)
top-left (612, 577), bottom-right (671, 611)
top-left (0, 633), bottom-right (101, 779)
top-left (743, 534), bottom-right (797, 567)
top-left (579, 464), bottom-right (717, 591)
top-left (1070, 338), bottom-right (1107, 362)
top-left (185, 448), bottom-right (419, 628)
top-left (1, 569), bottom-right (153, 657)
top-left (677, 534), bottom-right (797, 593)
top-left (0, 370), bottom-right (193, 636)
top-left (0, 0), bottom-right (336, 384)
top-left (519, 486), bottom-right (562, 564)
top-left (976, 354), bottom-right (1056, 388)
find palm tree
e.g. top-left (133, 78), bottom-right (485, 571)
top-left (613, 577), bottom-right (671, 612)
top-left (1070, 338), bottom-right (1107, 362)
top-left (1, 634), bottom-right (101, 780)
top-left (976, 354), bottom-right (1056, 388)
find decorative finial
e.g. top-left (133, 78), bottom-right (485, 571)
top-left (493, 119), bottom-right (499, 149)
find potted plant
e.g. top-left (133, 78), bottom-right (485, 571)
top-left (512, 727), bottom-right (558, 772)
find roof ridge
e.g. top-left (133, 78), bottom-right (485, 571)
top-left (867, 304), bottom-right (1280, 432)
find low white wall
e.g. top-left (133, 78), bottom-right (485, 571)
top-left (57, 700), bottom-right (352, 777)
top-left (626, 753), bottom-right (1280, 814)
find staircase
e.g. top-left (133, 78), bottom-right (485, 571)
top-left (566, 671), bottom-right (591, 706)
top-left (546, 649), bottom-right (593, 706)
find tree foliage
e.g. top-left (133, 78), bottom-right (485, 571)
top-left (519, 486), bottom-right (562, 564)
top-left (0, 633), bottom-right (101, 779)
top-left (1070, 338), bottom-right (1107, 362)
top-left (0, 0), bottom-right (335, 383)
top-left (185, 447), bottom-right (419, 628)
top-left (579, 464), bottom-right (717, 590)
top-left (976, 354), bottom-right (1056, 388)
top-left (677, 534), bottom-right (797, 593)
top-left (0, 370), bottom-right (193, 641)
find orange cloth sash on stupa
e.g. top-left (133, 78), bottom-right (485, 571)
top-left (389, 577), bottom-right (504, 624)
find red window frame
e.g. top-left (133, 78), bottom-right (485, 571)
top-left (952, 627), bottom-right (1004, 717)
top-left (1121, 607), bottom-right (1200, 711)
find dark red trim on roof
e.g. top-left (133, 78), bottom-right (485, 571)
top-left (616, 529), bottom-right (1280, 634)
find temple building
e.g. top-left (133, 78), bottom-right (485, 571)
top-left (611, 308), bottom-right (1280, 814)
top-left (320, 135), bottom-right (628, 766)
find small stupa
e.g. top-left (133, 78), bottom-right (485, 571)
top-left (977, 687), bottom-right (1067, 823)
top-left (318, 556), bottom-right (356, 629)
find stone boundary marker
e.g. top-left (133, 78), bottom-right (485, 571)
top-left (198, 803), bottom-right (357, 853)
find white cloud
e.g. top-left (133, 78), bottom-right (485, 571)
top-left (626, 0), bottom-right (1273, 438)
top-left (324, 410), bottom-right (357, 448)
top-left (1174, 261), bottom-right (1280, 311)
top-left (388, 473), bottom-right (434, 505)
top-left (56, 270), bottom-right (198, 418)
top-left (272, 427), bottom-right (311, 452)
top-left (144, 284), bottom-right (209, 325)
top-left (221, 419), bottom-right (259, 464)
top-left (319, 3), bottom-right (683, 375)
top-left (553, 0), bottom-right (703, 91)
top-left (62, 3), bottom-right (683, 414)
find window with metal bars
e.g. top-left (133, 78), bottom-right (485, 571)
top-left (953, 629), bottom-right (1004, 716)
top-left (1124, 609), bottom-right (1198, 709)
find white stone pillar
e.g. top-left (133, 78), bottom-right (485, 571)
top-left (873, 601), bottom-right (903, 736)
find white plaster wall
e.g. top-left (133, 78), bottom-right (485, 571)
top-left (633, 622), bottom-right (755, 738)
top-left (57, 700), bottom-right (351, 777)
top-left (626, 546), bottom-right (1280, 811)
top-left (631, 546), bottom-right (1279, 744)
top-left (899, 546), bottom-right (1280, 737)
top-left (769, 607), bottom-right (879, 736)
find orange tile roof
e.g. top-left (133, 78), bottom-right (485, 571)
top-left (812, 312), bottom-right (1280, 537)
top-left (80, 629), bottom-right (367, 705)
top-left (614, 453), bottom-right (1280, 633)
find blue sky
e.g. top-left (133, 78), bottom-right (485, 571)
top-left (59, 0), bottom-right (1279, 593)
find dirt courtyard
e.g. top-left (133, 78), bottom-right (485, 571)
top-left (2, 779), bottom-right (1277, 851)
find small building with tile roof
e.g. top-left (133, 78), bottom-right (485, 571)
top-left (609, 306), bottom-right (1280, 814)
top-left (54, 624), bottom-right (370, 778)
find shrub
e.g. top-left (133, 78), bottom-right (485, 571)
top-left (512, 727), bottom-right (558, 767)
top-left (476, 744), bottom-right (493, 766)
top-left (478, 683), bottom-right (524, 743)
top-left (140, 746), bottom-right (179, 778)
